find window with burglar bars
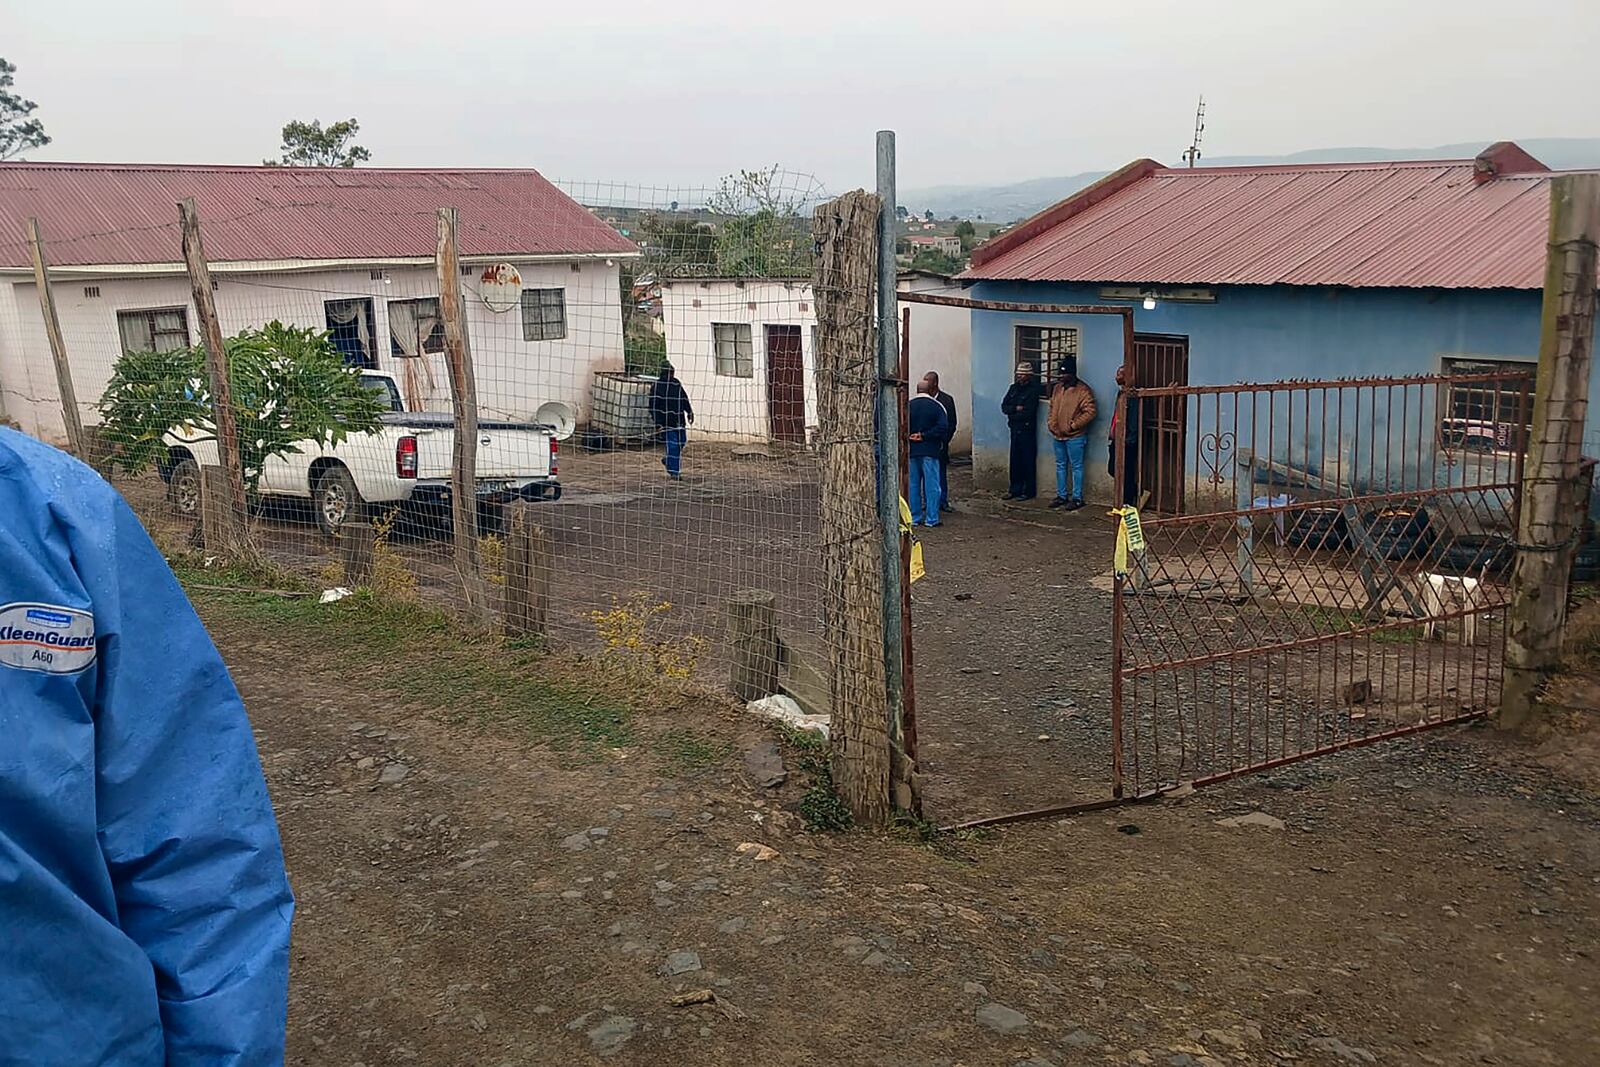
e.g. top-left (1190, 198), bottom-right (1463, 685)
top-left (116, 307), bottom-right (190, 354)
top-left (520, 288), bottom-right (567, 341)
top-left (1015, 325), bottom-right (1079, 381)
top-left (713, 322), bottom-right (754, 378)
top-left (1440, 355), bottom-right (1534, 453)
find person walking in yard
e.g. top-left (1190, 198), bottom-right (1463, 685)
top-left (1046, 357), bottom-right (1096, 510)
top-left (924, 370), bottom-right (958, 512)
top-left (0, 427), bottom-right (294, 1066)
top-left (1001, 361), bottom-right (1044, 500)
top-left (908, 377), bottom-right (949, 526)
top-left (1108, 363), bottom-right (1142, 506)
top-left (650, 361), bottom-right (694, 480)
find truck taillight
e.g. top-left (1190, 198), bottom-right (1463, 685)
top-left (396, 435), bottom-right (418, 478)
top-left (550, 438), bottom-right (558, 476)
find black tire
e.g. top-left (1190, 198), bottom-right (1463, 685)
top-left (313, 466), bottom-right (364, 537)
top-left (166, 456), bottom-right (201, 517)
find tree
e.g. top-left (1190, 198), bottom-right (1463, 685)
top-left (641, 215), bottom-right (719, 277)
top-left (705, 165), bottom-right (812, 278)
top-left (923, 209), bottom-right (933, 222)
top-left (266, 118), bottom-right (371, 168)
top-left (896, 205), bottom-right (909, 220)
top-left (98, 322), bottom-right (386, 490)
top-left (0, 58), bottom-right (48, 161)
top-left (909, 249), bottom-right (963, 276)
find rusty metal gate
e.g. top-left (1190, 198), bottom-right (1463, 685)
top-left (1111, 369), bottom-right (1534, 798)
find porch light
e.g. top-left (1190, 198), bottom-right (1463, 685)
top-left (1142, 293), bottom-right (1157, 311)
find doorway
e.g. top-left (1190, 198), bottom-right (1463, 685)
top-left (1131, 333), bottom-right (1189, 514)
top-left (325, 298), bottom-right (378, 368)
top-left (766, 325), bottom-right (806, 444)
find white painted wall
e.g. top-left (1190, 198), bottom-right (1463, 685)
top-left (662, 279), bottom-right (818, 443)
top-left (662, 276), bottom-right (973, 452)
top-left (898, 273), bottom-right (972, 454)
top-left (0, 258), bottom-right (624, 446)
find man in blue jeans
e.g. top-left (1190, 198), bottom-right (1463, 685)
top-left (907, 377), bottom-right (949, 526)
top-left (1046, 359), bottom-right (1097, 510)
top-left (649, 362), bottom-right (694, 480)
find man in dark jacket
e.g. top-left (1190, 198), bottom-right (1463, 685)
top-left (923, 371), bottom-right (958, 512)
top-left (907, 377), bottom-right (949, 526)
top-left (1108, 363), bottom-right (1141, 506)
top-left (1000, 361), bottom-right (1044, 499)
top-left (649, 362), bottom-right (694, 480)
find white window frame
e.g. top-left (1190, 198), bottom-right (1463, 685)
top-left (712, 322), bottom-right (754, 378)
top-left (520, 287), bottom-right (567, 342)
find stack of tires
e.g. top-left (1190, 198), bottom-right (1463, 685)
top-left (1573, 520), bottom-right (1600, 583)
top-left (1364, 505), bottom-right (1435, 561)
top-left (1286, 506), bottom-right (1349, 551)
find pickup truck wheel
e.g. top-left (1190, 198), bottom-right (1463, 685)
top-left (167, 457), bottom-right (201, 516)
top-left (477, 500), bottom-right (508, 537)
top-left (314, 466), bottom-right (364, 537)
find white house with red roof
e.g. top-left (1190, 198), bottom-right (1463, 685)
top-left (0, 163), bottom-right (639, 445)
top-left (957, 141), bottom-right (1600, 501)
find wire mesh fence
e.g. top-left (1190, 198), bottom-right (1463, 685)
top-left (1, 165), bottom-right (887, 727)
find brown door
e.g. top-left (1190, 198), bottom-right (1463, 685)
top-left (766, 325), bottom-right (806, 444)
top-left (1132, 333), bottom-right (1189, 514)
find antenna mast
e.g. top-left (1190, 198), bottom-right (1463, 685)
top-left (1182, 95), bottom-right (1206, 168)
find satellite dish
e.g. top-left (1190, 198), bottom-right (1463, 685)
top-left (479, 263), bottom-right (523, 313)
top-left (535, 400), bottom-right (576, 440)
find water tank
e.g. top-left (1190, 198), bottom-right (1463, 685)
top-left (590, 371), bottom-right (657, 441)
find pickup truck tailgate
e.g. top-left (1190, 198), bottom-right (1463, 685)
top-left (384, 413), bottom-right (551, 479)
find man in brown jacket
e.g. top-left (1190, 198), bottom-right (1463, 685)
top-left (1046, 357), bottom-right (1096, 509)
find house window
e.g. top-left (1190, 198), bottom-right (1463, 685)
top-left (521, 288), bottom-right (567, 342)
top-left (1441, 356), bottom-right (1535, 453)
top-left (713, 323), bottom-right (754, 378)
top-left (388, 297), bottom-right (446, 357)
top-left (117, 307), bottom-right (190, 354)
top-left (1015, 325), bottom-right (1079, 382)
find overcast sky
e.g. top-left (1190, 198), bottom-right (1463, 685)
top-left (7, 0), bottom-right (1597, 195)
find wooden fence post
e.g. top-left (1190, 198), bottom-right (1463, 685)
top-left (812, 188), bottom-right (893, 827)
top-left (728, 589), bottom-right (780, 701)
top-left (178, 199), bottom-right (246, 553)
top-left (1502, 173), bottom-right (1600, 732)
top-left (199, 464), bottom-right (232, 553)
top-left (435, 207), bottom-right (491, 627)
top-left (24, 218), bottom-right (86, 458)
top-left (503, 503), bottom-right (551, 640)
top-left (341, 520), bottom-right (376, 588)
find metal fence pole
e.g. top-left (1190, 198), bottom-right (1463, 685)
top-left (875, 130), bottom-right (913, 811)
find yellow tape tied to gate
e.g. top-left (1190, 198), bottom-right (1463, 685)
top-left (1110, 506), bottom-right (1146, 577)
top-left (898, 496), bottom-right (926, 583)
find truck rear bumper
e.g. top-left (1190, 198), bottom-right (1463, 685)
top-left (408, 480), bottom-right (562, 506)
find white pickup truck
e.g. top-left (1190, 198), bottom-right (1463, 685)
top-left (159, 371), bottom-right (572, 535)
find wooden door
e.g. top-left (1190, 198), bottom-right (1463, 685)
top-left (766, 325), bottom-right (806, 444)
top-left (1132, 333), bottom-right (1189, 514)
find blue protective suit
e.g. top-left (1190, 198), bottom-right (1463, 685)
top-left (0, 428), bottom-right (293, 1066)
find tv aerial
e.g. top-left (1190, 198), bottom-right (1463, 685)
top-left (1183, 96), bottom-right (1206, 168)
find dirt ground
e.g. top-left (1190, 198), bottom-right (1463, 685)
top-left (182, 463), bottom-right (1600, 1066)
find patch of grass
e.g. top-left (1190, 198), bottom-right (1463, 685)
top-left (653, 727), bottom-right (733, 774)
top-left (1300, 605), bottom-right (1424, 644)
top-left (185, 582), bottom-right (634, 751)
top-left (795, 750), bottom-right (853, 832)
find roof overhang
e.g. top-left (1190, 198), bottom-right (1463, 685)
top-left (0, 249), bottom-right (641, 281)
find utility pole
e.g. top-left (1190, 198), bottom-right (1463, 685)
top-left (1182, 96), bottom-right (1206, 169)
top-left (1501, 173), bottom-right (1600, 732)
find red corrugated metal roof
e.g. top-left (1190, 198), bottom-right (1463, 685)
top-left (0, 162), bottom-right (638, 269)
top-left (964, 143), bottom-right (1579, 289)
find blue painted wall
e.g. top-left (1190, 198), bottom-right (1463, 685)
top-left (965, 281), bottom-right (1597, 505)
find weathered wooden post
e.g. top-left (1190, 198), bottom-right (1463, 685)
top-left (813, 185), bottom-right (894, 826)
top-left (728, 589), bottom-right (781, 701)
top-left (199, 465), bottom-right (232, 553)
top-left (503, 503), bottom-right (551, 640)
top-left (179, 199), bottom-right (247, 554)
top-left (1501, 173), bottom-right (1600, 732)
top-left (340, 521), bottom-right (376, 588)
top-left (24, 218), bottom-right (86, 458)
top-left (435, 207), bottom-right (491, 627)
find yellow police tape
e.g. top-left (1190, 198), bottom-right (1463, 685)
top-left (1110, 505), bottom-right (1146, 576)
top-left (898, 496), bottom-right (926, 583)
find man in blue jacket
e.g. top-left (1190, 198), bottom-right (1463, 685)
top-left (907, 377), bottom-right (949, 527)
top-left (0, 427), bottom-right (294, 1066)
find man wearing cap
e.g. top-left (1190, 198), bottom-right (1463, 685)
top-left (1000, 361), bottom-right (1044, 500)
top-left (649, 362), bottom-right (695, 480)
top-left (1046, 357), bottom-right (1096, 510)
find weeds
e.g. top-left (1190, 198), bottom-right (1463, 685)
top-left (480, 533), bottom-right (505, 586)
top-left (653, 727), bottom-right (733, 774)
top-left (369, 508), bottom-right (418, 603)
top-left (589, 592), bottom-right (707, 681)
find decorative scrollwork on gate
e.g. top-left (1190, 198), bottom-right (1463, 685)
top-left (1199, 430), bottom-right (1235, 486)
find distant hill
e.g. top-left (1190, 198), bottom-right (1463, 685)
top-left (902, 138), bottom-right (1600, 223)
